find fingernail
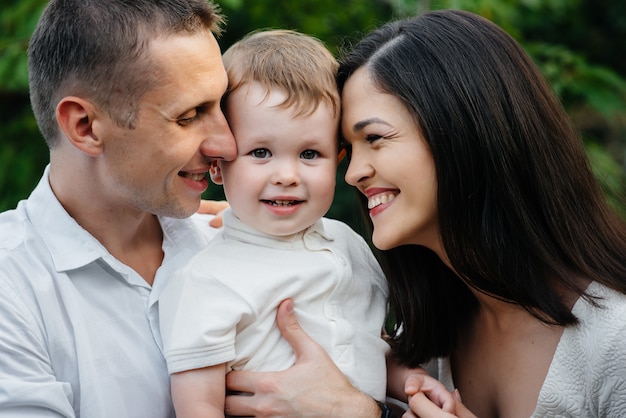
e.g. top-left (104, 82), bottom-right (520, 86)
top-left (285, 299), bottom-right (294, 313)
top-left (453, 389), bottom-right (462, 401)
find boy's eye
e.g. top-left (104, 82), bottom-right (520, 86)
top-left (300, 150), bottom-right (319, 160)
top-left (251, 148), bottom-right (271, 159)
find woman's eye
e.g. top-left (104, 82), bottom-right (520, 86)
top-left (365, 134), bottom-right (383, 143)
top-left (300, 150), bottom-right (319, 160)
top-left (251, 148), bottom-right (271, 159)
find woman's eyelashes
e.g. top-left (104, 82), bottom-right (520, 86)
top-left (365, 134), bottom-right (383, 143)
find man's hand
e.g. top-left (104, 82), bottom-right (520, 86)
top-left (224, 299), bottom-right (380, 417)
top-left (197, 200), bottom-right (229, 227)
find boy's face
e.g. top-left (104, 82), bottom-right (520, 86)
top-left (218, 82), bottom-right (338, 236)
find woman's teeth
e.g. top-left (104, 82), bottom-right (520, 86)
top-left (368, 193), bottom-right (396, 209)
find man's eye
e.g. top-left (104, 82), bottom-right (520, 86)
top-left (177, 111), bottom-right (198, 126)
top-left (178, 105), bottom-right (208, 126)
top-left (251, 148), bottom-right (271, 158)
top-left (300, 150), bottom-right (319, 160)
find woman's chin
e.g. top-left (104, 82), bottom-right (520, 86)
top-left (372, 234), bottom-right (396, 251)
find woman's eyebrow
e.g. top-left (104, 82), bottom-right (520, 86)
top-left (352, 117), bottom-right (392, 132)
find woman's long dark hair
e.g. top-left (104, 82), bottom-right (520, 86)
top-left (338, 9), bottom-right (626, 367)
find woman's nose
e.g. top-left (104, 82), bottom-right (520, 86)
top-left (344, 147), bottom-right (372, 186)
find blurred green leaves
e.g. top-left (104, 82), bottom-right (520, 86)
top-left (1, 0), bottom-right (624, 220)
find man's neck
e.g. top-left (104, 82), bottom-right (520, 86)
top-left (49, 168), bottom-right (165, 285)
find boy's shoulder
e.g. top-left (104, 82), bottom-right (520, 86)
top-left (320, 217), bottom-right (361, 237)
top-left (320, 217), bottom-right (372, 252)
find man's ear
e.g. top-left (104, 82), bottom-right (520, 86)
top-left (209, 160), bottom-right (224, 185)
top-left (56, 96), bottom-right (104, 157)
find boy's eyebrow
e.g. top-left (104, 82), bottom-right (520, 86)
top-left (352, 117), bottom-right (391, 132)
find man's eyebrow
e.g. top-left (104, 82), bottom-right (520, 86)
top-left (352, 117), bottom-right (392, 132)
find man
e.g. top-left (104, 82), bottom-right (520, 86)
top-left (0, 0), bottom-right (235, 416)
top-left (0, 1), bottom-right (416, 417)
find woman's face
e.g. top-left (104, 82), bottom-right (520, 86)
top-left (342, 67), bottom-right (441, 253)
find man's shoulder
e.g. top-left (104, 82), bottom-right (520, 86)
top-left (0, 216), bottom-right (52, 297)
top-left (0, 203), bottom-right (31, 251)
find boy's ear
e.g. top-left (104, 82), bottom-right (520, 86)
top-left (209, 160), bottom-right (224, 185)
top-left (56, 96), bottom-right (104, 157)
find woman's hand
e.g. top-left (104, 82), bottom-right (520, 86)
top-left (387, 359), bottom-right (455, 412)
top-left (224, 299), bottom-right (380, 417)
top-left (403, 383), bottom-right (477, 418)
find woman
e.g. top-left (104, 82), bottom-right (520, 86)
top-left (225, 9), bottom-right (626, 417)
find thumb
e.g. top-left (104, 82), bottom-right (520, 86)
top-left (453, 390), bottom-right (478, 418)
top-left (276, 299), bottom-right (317, 360)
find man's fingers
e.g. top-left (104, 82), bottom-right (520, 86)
top-left (198, 199), bottom-right (229, 215)
top-left (224, 386), bottom-right (255, 417)
top-left (225, 370), bottom-right (253, 394)
top-left (275, 299), bottom-right (320, 360)
top-left (209, 214), bottom-right (225, 228)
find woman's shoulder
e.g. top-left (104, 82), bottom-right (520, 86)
top-left (537, 282), bottom-right (626, 416)
top-left (577, 281), bottom-right (626, 326)
top-left (571, 281), bottom-right (626, 341)
top-left (560, 281), bottom-right (626, 373)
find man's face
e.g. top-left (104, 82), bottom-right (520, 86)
top-left (95, 32), bottom-right (236, 218)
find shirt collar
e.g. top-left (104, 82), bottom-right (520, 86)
top-left (25, 166), bottom-right (216, 275)
top-left (221, 207), bottom-right (334, 249)
top-left (26, 166), bottom-right (108, 272)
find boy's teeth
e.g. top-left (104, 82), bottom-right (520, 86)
top-left (271, 200), bottom-right (295, 206)
top-left (368, 193), bottom-right (396, 209)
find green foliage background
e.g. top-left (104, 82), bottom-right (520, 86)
top-left (1, 0), bottom-right (625, 227)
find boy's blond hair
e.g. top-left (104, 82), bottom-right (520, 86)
top-left (222, 29), bottom-right (339, 118)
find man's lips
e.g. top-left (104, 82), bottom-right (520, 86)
top-left (178, 171), bottom-right (207, 181)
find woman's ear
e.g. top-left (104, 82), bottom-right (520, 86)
top-left (209, 160), bottom-right (224, 185)
top-left (56, 96), bottom-right (104, 157)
